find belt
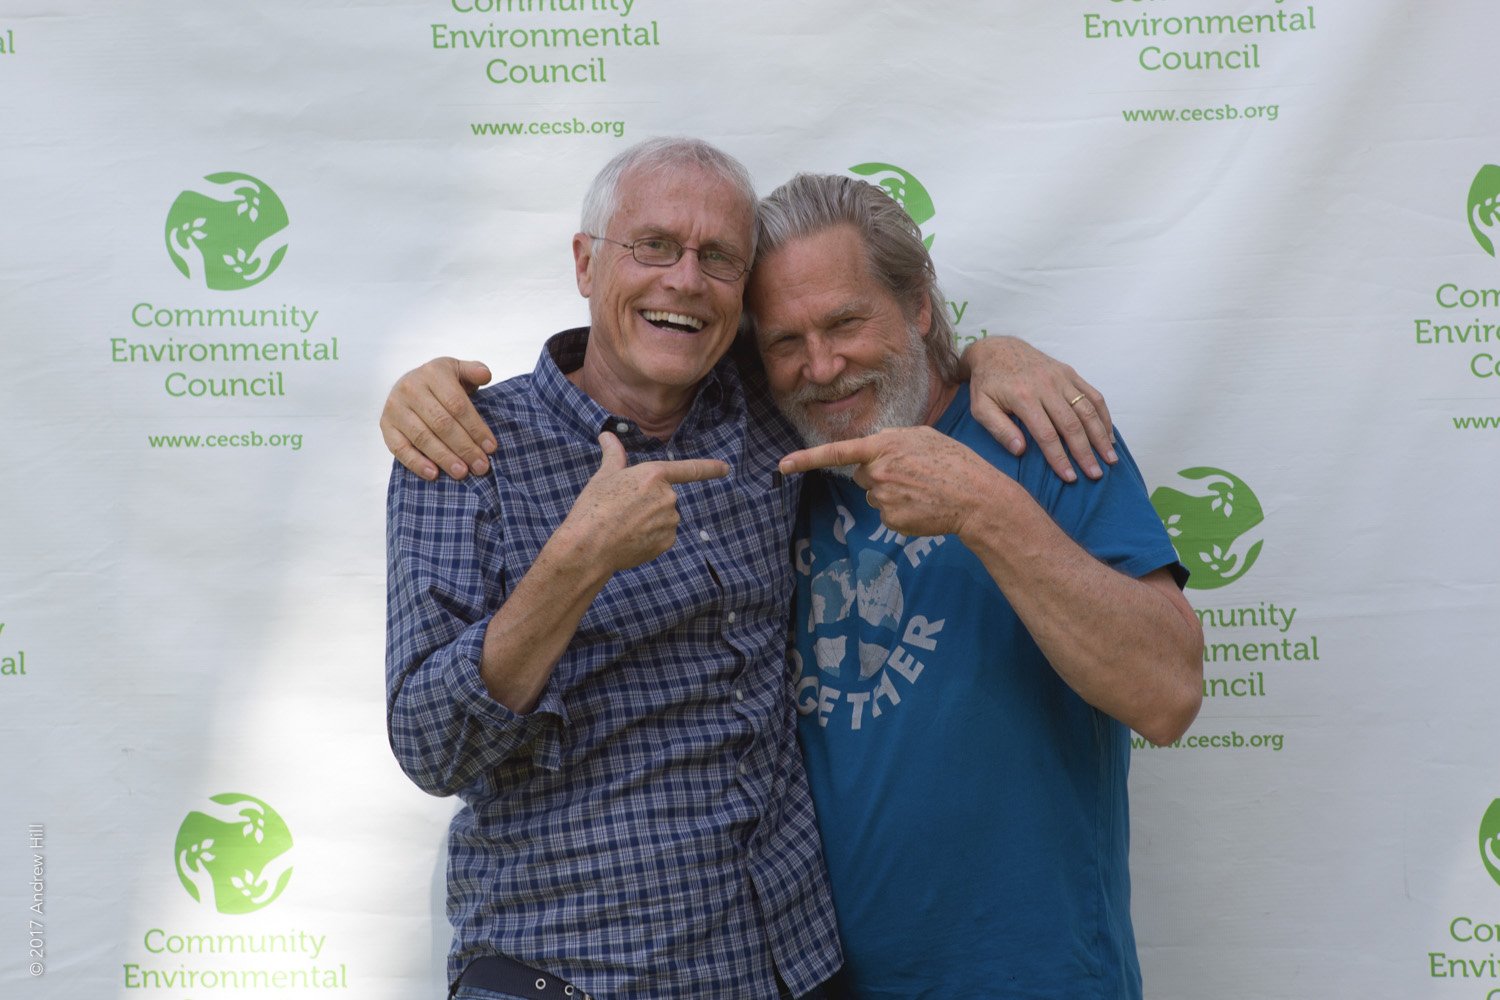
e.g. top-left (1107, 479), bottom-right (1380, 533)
top-left (452, 954), bottom-right (594, 1000)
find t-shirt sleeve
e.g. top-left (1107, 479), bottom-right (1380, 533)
top-left (1007, 427), bottom-right (1186, 586)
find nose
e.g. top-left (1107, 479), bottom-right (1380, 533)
top-left (659, 249), bottom-right (710, 294)
top-left (803, 333), bottom-right (845, 385)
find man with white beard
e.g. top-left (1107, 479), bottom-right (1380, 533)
top-left (750, 173), bottom-right (1204, 999)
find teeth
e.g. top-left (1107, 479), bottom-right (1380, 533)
top-left (642, 310), bottom-right (705, 331)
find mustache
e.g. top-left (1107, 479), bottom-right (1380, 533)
top-left (785, 369), bottom-right (887, 407)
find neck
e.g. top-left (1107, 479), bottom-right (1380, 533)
top-left (568, 348), bottom-right (698, 440)
top-left (921, 376), bottom-right (959, 428)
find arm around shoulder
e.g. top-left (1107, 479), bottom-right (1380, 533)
top-left (380, 357), bottom-right (497, 482)
top-left (960, 335), bottom-right (1116, 482)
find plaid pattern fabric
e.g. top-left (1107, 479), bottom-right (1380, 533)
top-left (386, 329), bottom-right (841, 1000)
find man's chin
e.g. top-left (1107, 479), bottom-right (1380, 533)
top-left (791, 415), bottom-right (862, 448)
top-left (783, 413), bottom-right (867, 479)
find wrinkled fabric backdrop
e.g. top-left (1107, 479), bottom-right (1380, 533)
top-left (3, 3), bottom-right (1499, 997)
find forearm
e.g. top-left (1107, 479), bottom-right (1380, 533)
top-left (478, 525), bottom-right (612, 713)
top-left (961, 475), bottom-right (1203, 745)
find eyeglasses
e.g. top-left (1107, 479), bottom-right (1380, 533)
top-left (587, 234), bottom-right (750, 282)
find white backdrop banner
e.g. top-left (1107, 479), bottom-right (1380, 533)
top-left (3, 2), bottom-right (1500, 998)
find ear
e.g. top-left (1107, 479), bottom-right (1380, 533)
top-left (912, 292), bottom-right (934, 340)
top-left (572, 233), bottom-right (594, 298)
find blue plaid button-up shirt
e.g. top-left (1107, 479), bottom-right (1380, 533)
top-left (386, 329), bottom-right (841, 999)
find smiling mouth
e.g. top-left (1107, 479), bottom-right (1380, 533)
top-left (641, 309), bottom-right (706, 333)
top-left (812, 386), bottom-right (867, 411)
top-left (796, 372), bottom-right (882, 410)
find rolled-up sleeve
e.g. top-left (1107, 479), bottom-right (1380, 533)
top-left (385, 463), bottom-right (567, 797)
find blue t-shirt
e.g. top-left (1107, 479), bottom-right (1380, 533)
top-left (791, 385), bottom-right (1181, 1000)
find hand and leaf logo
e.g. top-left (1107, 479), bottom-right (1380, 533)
top-left (848, 163), bottom-right (936, 249)
top-left (1150, 467), bottom-right (1265, 591)
top-left (174, 793), bottom-right (294, 914)
top-left (1481, 799), bottom-right (1500, 888)
top-left (164, 172), bottom-right (290, 290)
top-left (1468, 166), bottom-right (1500, 259)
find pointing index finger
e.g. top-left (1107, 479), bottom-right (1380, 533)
top-left (779, 437), bottom-right (879, 475)
top-left (657, 458), bottom-right (731, 485)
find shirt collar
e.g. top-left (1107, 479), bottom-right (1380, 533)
top-left (534, 327), bottom-right (738, 446)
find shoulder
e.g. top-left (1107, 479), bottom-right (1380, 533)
top-left (940, 386), bottom-right (1022, 478)
top-left (470, 371), bottom-right (538, 423)
top-left (471, 374), bottom-right (564, 459)
top-left (385, 377), bottom-right (539, 516)
top-left (943, 384), bottom-right (1157, 500)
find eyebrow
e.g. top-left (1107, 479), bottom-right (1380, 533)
top-left (757, 298), bottom-right (873, 342)
top-left (815, 297), bottom-right (878, 330)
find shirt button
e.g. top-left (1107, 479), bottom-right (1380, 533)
top-left (614, 421), bottom-right (629, 434)
top-left (734, 689), bottom-right (744, 702)
top-left (726, 611), bottom-right (737, 623)
top-left (738, 763), bottom-right (748, 775)
top-left (698, 529), bottom-right (710, 542)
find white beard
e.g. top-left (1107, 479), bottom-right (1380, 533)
top-left (775, 326), bottom-right (933, 479)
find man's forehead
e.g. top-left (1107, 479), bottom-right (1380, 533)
top-left (765, 226), bottom-right (871, 269)
top-left (750, 227), bottom-right (917, 326)
top-left (753, 228), bottom-right (871, 294)
top-left (612, 165), bottom-right (752, 241)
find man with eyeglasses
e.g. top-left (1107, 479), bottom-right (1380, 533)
top-left (385, 137), bottom-right (1115, 1000)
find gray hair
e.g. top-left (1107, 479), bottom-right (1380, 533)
top-left (579, 136), bottom-right (759, 259)
top-left (753, 173), bottom-right (959, 382)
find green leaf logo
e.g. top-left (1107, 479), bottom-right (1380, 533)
top-left (164, 172), bottom-right (290, 290)
top-left (1481, 799), bottom-right (1500, 888)
top-left (1150, 467), bottom-right (1265, 591)
top-left (848, 162), bottom-right (936, 249)
top-left (173, 792), bottom-right (294, 914)
top-left (1468, 165), bottom-right (1500, 259)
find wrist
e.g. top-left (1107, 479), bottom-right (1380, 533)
top-left (541, 518), bottom-right (617, 589)
top-left (955, 466), bottom-right (1020, 548)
